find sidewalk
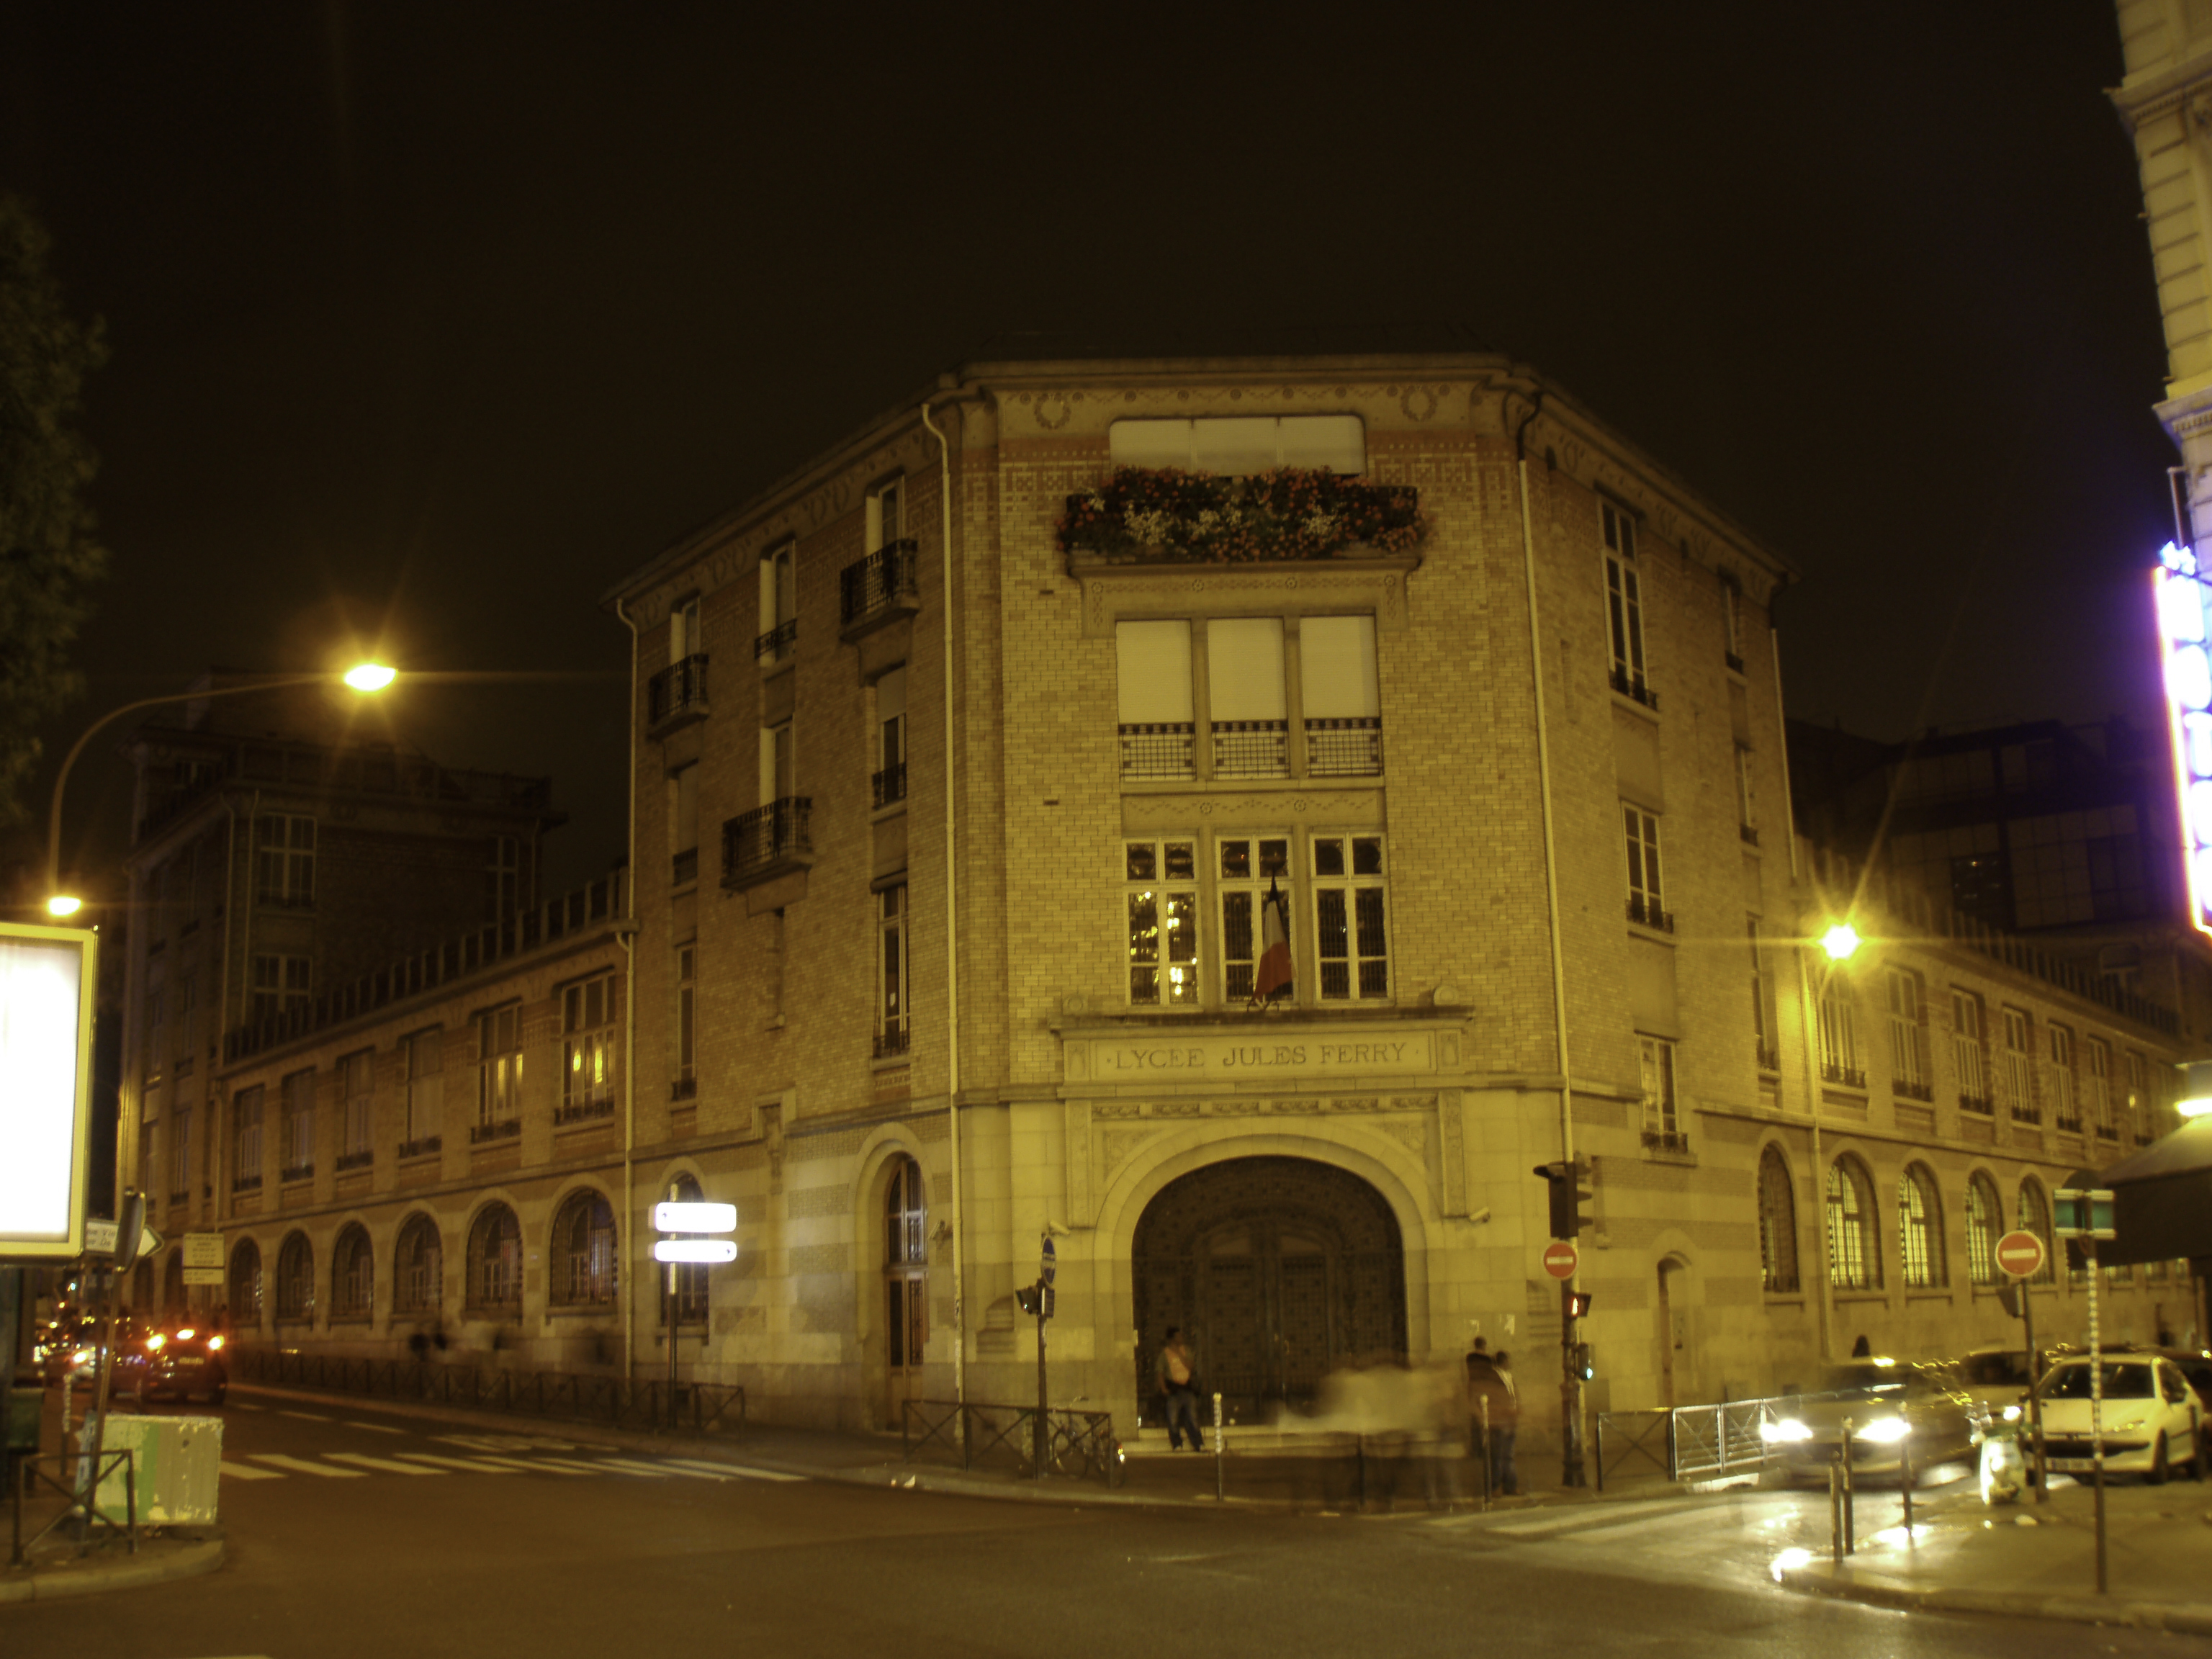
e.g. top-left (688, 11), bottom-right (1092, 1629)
top-left (1776, 1475), bottom-right (2212, 1635)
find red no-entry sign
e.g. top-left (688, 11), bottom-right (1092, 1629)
top-left (1995, 1229), bottom-right (2046, 1280)
top-left (1542, 1240), bottom-right (1580, 1280)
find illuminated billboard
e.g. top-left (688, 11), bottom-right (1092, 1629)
top-left (0, 920), bottom-right (98, 1259)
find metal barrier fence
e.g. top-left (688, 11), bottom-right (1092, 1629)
top-left (1596, 1391), bottom-right (1871, 1490)
top-left (12, 1449), bottom-right (137, 1565)
top-left (902, 1399), bottom-right (1122, 1486)
top-left (233, 1347), bottom-right (744, 1436)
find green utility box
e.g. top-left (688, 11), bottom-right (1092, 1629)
top-left (4, 1386), bottom-right (40, 1452)
top-left (94, 1413), bottom-right (224, 1526)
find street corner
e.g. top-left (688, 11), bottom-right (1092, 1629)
top-left (1773, 1556), bottom-right (2212, 1636)
top-left (0, 1532), bottom-right (225, 1604)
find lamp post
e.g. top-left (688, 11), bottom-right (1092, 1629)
top-left (42, 664), bottom-right (395, 914)
top-left (1799, 920), bottom-right (1861, 1364)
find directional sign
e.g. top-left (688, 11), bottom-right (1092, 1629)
top-left (82, 1219), bottom-right (161, 1260)
top-left (1041, 1236), bottom-right (1057, 1286)
top-left (2052, 1186), bottom-right (2116, 1241)
top-left (653, 1201), bottom-right (736, 1233)
top-left (653, 1238), bottom-right (738, 1264)
top-left (1995, 1229), bottom-right (2046, 1280)
top-left (1542, 1240), bottom-right (1580, 1280)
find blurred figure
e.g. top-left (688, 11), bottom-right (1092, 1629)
top-left (1467, 1342), bottom-right (1519, 1496)
top-left (1155, 1327), bottom-right (1204, 1451)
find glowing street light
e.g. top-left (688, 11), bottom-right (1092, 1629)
top-left (44, 664), bottom-right (396, 913)
top-left (2177, 1060), bottom-right (2212, 1119)
top-left (1820, 922), bottom-right (1863, 963)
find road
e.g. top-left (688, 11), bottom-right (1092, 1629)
top-left (7, 1394), bottom-right (2204, 1659)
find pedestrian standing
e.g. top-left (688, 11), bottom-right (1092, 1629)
top-left (1467, 1345), bottom-right (1519, 1497)
top-left (1156, 1327), bottom-right (1206, 1452)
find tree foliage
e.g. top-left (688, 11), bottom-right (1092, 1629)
top-left (0, 195), bottom-right (108, 829)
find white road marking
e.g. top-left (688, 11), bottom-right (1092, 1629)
top-left (276, 1411), bottom-right (333, 1423)
top-left (522, 1455), bottom-right (649, 1475)
top-left (588, 1457), bottom-right (688, 1478)
top-left (660, 1457), bottom-right (807, 1483)
top-left (218, 1460), bottom-right (287, 1480)
top-left (394, 1453), bottom-right (526, 1475)
top-left (248, 1452), bottom-right (367, 1478)
top-left (325, 1452), bottom-right (445, 1475)
top-left (459, 1455), bottom-right (598, 1475)
top-left (225, 1400), bottom-right (264, 1411)
top-left (341, 1421), bottom-right (406, 1435)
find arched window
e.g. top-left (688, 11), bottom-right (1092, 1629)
top-left (467, 1202), bottom-right (523, 1313)
top-left (2017, 1177), bottom-right (2056, 1285)
top-left (1756, 1146), bottom-right (1799, 1293)
top-left (1825, 1156), bottom-right (1879, 1291)
top-left (551, 1189), bottom-right (617, 1306)
top-left (394, 1213), bottom-right (443, 1316)
top-left (230, 1238), bottom-right (263, 1323)
top-left (1965, 1172), bottom-right (2002, 1286)
top-left (665, 1174), bottom-right (710, 1326)
top-left (131, 1259), bottom-right (154, 1311)
top-left (331, 1223), bottom-right (374, 1318)
top-left (276, 1231), bottom-right (315, 1321)
top-left (1897, 1164), bottom-right (1945, 1289)
top-left (885, 1156), bottom-right (927, 1370)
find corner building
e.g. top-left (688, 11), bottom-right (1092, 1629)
top-left (609, 352), bottom-right (1822, 1448)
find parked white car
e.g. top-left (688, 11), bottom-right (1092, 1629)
top-left (2033, 1356), bottom-right (2205, 1483)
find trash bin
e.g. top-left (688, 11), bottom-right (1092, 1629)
top-left (4, 1386), bottom-right (40, 1452)
top-left (94, 1414), bottom-right (224, 1526)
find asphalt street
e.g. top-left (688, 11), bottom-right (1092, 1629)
top-left (6, 1395), bottom-right (2206, 1659)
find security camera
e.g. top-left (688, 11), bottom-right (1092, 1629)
top-left (1469, 1207), bottom-right (1492, 1225)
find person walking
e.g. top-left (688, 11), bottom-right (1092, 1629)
top-left (1467, 1341), bottom-right (1519, 1496)
top-left (1156, 1327), bottom-right (1205, 1452)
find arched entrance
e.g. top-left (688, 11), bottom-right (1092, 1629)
top-left (1132, 1156), bottom-right (1406, 1422)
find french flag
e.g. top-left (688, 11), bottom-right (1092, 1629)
top-left (1252, 876), bottom-right (1294, 1006)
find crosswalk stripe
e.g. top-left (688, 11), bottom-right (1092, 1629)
top-left (394, 1453), bottom-right (526, 1475)
top-left (219, 1460), bottom-right (287, 1480)
top-left (522, 1455), bottom-right (646, 1475)
top-left (660, 1457), bottom-right (807, 1483)
top-left (249, 1453), bottom-right (367, 1478)
top-left (341, 1421), bottom-right (406, 1435)
top-left (587, 1457), bottom-right (681, 1478)
top-left (225, 1400), bottom-right (265, 1411)
top-left (325, 1452), bottom-right (445, 1475)
top-left (277, 1411), bottom-right (333, 1423)
top-left (456, 1454), bottom-right (597, 1475)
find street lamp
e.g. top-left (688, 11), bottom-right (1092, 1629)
top-left (1799, 915), bottom-right (1863, 1364)
top-left (44, 664), bottom-right (397, 914)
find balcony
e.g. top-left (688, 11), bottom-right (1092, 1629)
top-left (1959, 1092), bottom-right (1995, 1116)
top-left (1626, 894), bottom-right (1674, 932)
top-left (670, 1076), bottom-right (697, 1103)
top-left (672, 847), bottom-right (698, 888)
top-left (469, 1118), bottom-right (521, 1146)
top-left (281, 1162), bottom-right (314, 1183)
top-left (1610, 665), bottom-right (1659, 711)
top-left (1213, 720), bottom-right (1288, 780)
top-left (840, 540), bottom-right (921, 639)
top-left (648, 654), bottom-right (709, 736)
top-left (1307, 716), bottom-right (1382, 777)
top-left (2054, 1114), bottom-right (2083, 1136)
top-left (2009, 1102), bottom-right (2042, 1125)
top-left (334, 1149), bottom-right (374, 1172)
top-left (398, 1135), bottom-right (442, 1159)
top-left (554, 1096), bottom-right (616, 1127)
top-left (232, 1173), bottom-right (262, 1193)
top-left (1821, 1061), bottom-right (1867, 1089)
top-left (873, 763), bottom-right (907, 810)
top-left (1642, 1128), bottom-right (1691, 1154)
top-left (1893, 1078), bottom-right (1934, 1103)
top-left (755, 617), bottom-right (796, 666)
top-left (722, 797), bottom-right (814, 890)
top-left (875, 1022), bottom-right (911, 1060)
top-left (1120, 723), bottom-right (1195, 782)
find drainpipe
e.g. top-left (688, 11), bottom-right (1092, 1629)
top-left (615, 598), bottom-right (641, 1385)
top-left (1514, 390), bottom-right (1585, 1485)
top-left (917, 395), bottom-right (966, 1419)
top-left (1769, 598), bottom-right (1827, 1359)
top-left (215, 789), bottom-right (258, 1233)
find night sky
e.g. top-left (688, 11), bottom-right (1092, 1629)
top-left (0, 2), bottom-right (2180, 903)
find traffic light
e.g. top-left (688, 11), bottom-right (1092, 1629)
top-left (1565, 1290), bottom-right (1593, 1320)
top-left (1532, 1159), bottom-right (1594, 1240)
top-left (1573, 1343), bottom-right (1595, 1381)
top-left (1014, 1282), bottom-right (1041, 1316)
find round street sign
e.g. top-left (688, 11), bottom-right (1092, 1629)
top-left (1995, 1229), bottom-right (2046, 1280)
top-left (1542, 1241), bottom-right (1580, 1280)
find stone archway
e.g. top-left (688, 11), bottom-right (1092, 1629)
top-left (1132, 1156), bottom-right (1406, 1422)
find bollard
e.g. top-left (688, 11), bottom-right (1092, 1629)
top-left (1212, 1393), bottom-right (1224, 1502)
top-left (1841, 1427), bottom-right (1856, 1557)
top-left (1899, 1429), bottom-right (1914, 1541)
top-left (1829, 1455), bottom-right (1843, 1563)
top-left (1479, 1397), bottom-right (1493, 1509)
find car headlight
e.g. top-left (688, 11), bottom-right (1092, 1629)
top-left (1760, 1419), bottom-right (1815, 1443)
top-left (207, 1334), bottom-right (225, 1351)
top-left (1856, 1417), bottom-right (1912, 1444)
top-left (2002, 1404), bottom-right (2022, 1422)
top-left (145, 1334), bottom-right (166, 1351)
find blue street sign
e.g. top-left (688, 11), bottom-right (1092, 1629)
top-left (1041, 1236), bottom-right (1056, 1285)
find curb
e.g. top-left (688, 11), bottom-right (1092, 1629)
top-left (0, 1536), bottom-right (225, 1604)
top-left (1778, 1563), bottom-right (2212, 1635)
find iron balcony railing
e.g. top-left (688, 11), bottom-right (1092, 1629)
top-left (722, 797), bottom-right (813, 887)
top-left (398, 1136), bottom-right (441, 1159)
top-left (873, 763), bottom-right (907, 809)
top-left (554, 1097), bottom-right (616, 1127)
top-left (1641, 1128), bottom-right (1691, 1154)
top-left (1626, 894), bottom-right (1673, 932)
top-left (1821, 1061), bottom-right (1867, 1089)
top-left (1307, 716), bottom-right (1382, 777)
top-left (755, 617), bottom-right (796, 664)
top-left (281, 1162), bottom-right (314, 1183)
top-left (670, 1076), bottom-right (697, 1102)
top-left (1119, 723), bottom-right (1195, 781)
top-left (1893, 1078), bottom-right (1934, 1102)
top-left (1959, 1092), bottom-right (1995, 1116)
top-left (1755, 1043), bottom-right (1781, 1074)
top-left (1213, 720), bottom-right (1288, 778)
top-left (469, 1118), bottom-right (521, 1146)
top-left (1611, 665), bottom-right (1658, 710)
top-left (875, 1023), bottom-right (911, 1059)
top-left (840, 539), bottom-right (920, 631)
top-left (335, 1149), bottom-right (373, 1172)
top-left (671, 847), bottom-right (698, 887)
top-left (648, 654), bottom-right (709, 726)
top-left (1738, 824), bottom-right (1760, 847)
top-left (1725, 649), bottom-right (1746, 674)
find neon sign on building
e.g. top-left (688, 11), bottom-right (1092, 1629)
top-left (2156, 540), bottom-right (2212, 935)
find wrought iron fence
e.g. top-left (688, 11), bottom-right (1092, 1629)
top-left (1119, 723), bottom-right (1195, 781)
top-left (901, 1398), bottom-right (1121, 1486)
top-left (649, 654), bottom-right (709, 724)
top-left (722, 796), bottom-right (812, 886)
top-left (1306, 717), bottom-right (1382, 777)
top-left (231, 1346), bottom-right (745, 1435)
top-left (10, 1449), bottom-right (138, 1566)
top-left (840, 540), bottom-right (920, 629)
top-left (1212, 721), bottom-right (1288, 778)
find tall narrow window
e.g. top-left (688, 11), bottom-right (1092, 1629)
top-left (1887, 968), bottom-right (1928, 1098)
top-left (2000, 1007), bottom-right (2036, 1123)
top-left (1125, 840), bottom-right (1199, 1007)
top-left (670, 763), bottom-right (699, 886)
top-left (1218, 836), bottom-right (1290, 1004)
top-left (1734, 745), bottom-right (1758, 842)
top-left (869, 478), bottom-right (902, 551)
top-left (673, 945), bottom-right (697, 1098)
top-left (1313, 834), bottom-right (1388, 1001)
top-left (551, 1190), bottom-right (617, 1305)
top-left (757, 541), bottom-right (796, 665)
top-left (1757, 1146), bottom-right (1799, 1293)
top-left (1750, 920), bottom-right (1779, 1071)
top-left (1722, 576), bottom-right (1746, 670)
top-left (560, 975), bottom-right (616, 1120)
top-left (1966, 1172), bottom-right (2002, 1285)
top-left (279, 1068), bottom-right (315, 1180)
top-left (1638, 1035), bottom-right (1679, 1143)
top-left (232, 1086), bottom-right (264, 1190)
top-left (276, 1232), bottom-right (315, 1321)
top-left (332, 1224), bottom-right (373, 1318)
top-left (1953, 990), bottom-right (1991, 1112)
top-left (229, 1238), bottom-right (262, 1323)
top-left (669, 593), bottom-right (701, 661)
top-left (403, 1028), bottom-right (444, 1151)
top-left (885, 1156), bottom-right (928, 1370)
top-left (1208, 617), bottom-right (1288, 778)
top-left (2125, 1049), bottom-right (2147, 1143)
top-left (338, 1049), bottom-right (374, 1166)
top-left (1301, 615), bottom-right (1382, 776)
top-left (1825, 1157), bottom-right (1879, 1292)
top-left (2048, 1025), bottom-right (2079, 1131)
top-left (255, 814), bottom-right (315, 907)
top-left (1819, 978), bottom-right (1863, 1087)
top-left (2017, 1177), bottom-right (2056, 1284)
top-left (878, 884), bottom-right (909, 1056)
top-left (251, 953), bottom-right (310, 1023)
top-left (1624, 806), bottom-right (1668, 930)
top-left (1117, 621), bottom-right (1195, 781)
top-left (2087, 1037), bottom-right (2116, 1141)
top-left (1603, 504), bottom-right (1650, 705)
top-left (667, 1174), bottom-right (710, 1324)
top-left (477, 1004), bottom-right (523, 1133)
top-left (873, 667), bottom-right (907, 808)
top-left (487, 835), bottom-right (519, 920)
top-left (759, 719), bottom-right (794, 806)
top-left (467, 1203), bottom-right (523, 1312)
top-left (170, 1104), bottom-right (192, 1198)
top-left (395, 1213), bottom-right (442, 1316)
top-left (1898, 1164), bottom-right (1945, 1289)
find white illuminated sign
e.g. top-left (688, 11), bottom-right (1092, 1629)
top-left (2156, 541), bottom-right (2212, 937)
top-left (0, 923), bottom-right (97, 1258)
top-left (652, 1201), bottom-right (737, 1234)
top-left (653, 1238), bottom-right (739, 1264)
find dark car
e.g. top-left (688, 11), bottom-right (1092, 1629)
top-left (1762, 1358), bottom-right (1979, 1482)
top-left (112, 1328), bottom-right (229, 1406)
